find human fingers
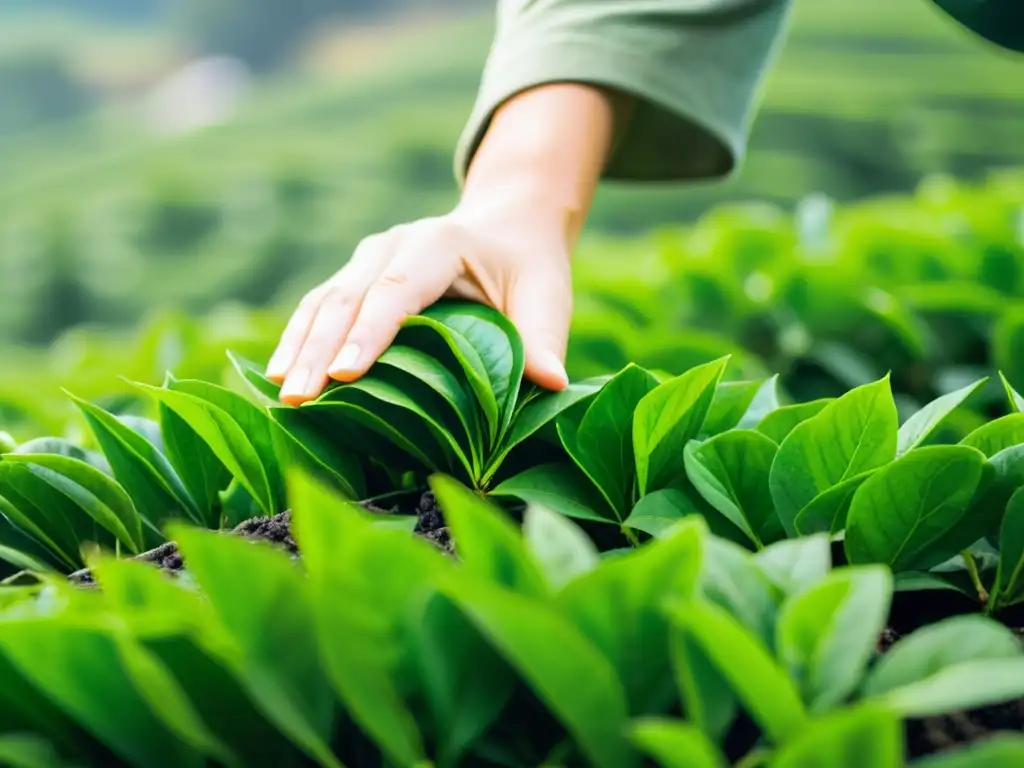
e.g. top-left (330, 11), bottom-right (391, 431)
top-left (505, 258), bottom-right (572, 391)
top-left (276, 233), bottom-right (395, 404)
top-left (327, 224), bottom-right (463, 382)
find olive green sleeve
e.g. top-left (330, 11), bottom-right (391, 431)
top-left (455, 0), bottom-right (794, 184)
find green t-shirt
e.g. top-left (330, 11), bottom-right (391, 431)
top-left (454, 0), bottom-right (794, 184)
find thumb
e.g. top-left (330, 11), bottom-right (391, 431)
top-left (506, 261), bottom-right (572, 391)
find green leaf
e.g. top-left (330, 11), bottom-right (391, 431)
top-left (491, 462), bottom-right (617, 524)
top-left (431, 474), bottom-right (548, 598)
top-left (753, 535), bottom-right (832, 598)
top-left (158, 403), bottom-right (231, 527)
top-left (634, 358), bottom-right (729, 494)
top-left (269, 407), bottom-right (365, 500)
top-left (490, 376), bottom-right (606, 477)
top-left (684, 430), bottom-right (780, 547)
top-left (776, 566), bottom-right (892, 712)
top-left (444, 579), bottom-right (635, 768)
top-left (0, 487), bottom-right (78, 570)
top-left (624, 489), bottom-right (697, 539)
top-left (702, 379), bottom-right (764, 436)
top-left (861, 614), bottom-right (1023, 712)
top-left (523, 503), bottom-right (600, 591)
top-left (669, 600), bottom-right (806, 745)
top-left (961, 413), bottom-right (1024, 457)
top-left (377, 344), bottom-right (480, 461)
top-left (2, 453), bottom-right (144, 553)
top-left (793, 471), bottom-right (874, 536)
top-left (670, 630), bottom-right (737, 745)
top-left (226, 350), bottom-right (282, 402)
top-left (628, 718), bottom-right (725, 768)
top-left (844, 445), bottom-right (986, 571)
top-left (1000, 372), bottom-right (1024, 414)
top-left (571, 364), bottom-right (659, 514)
top-left (408, 592), bottom-right (514, 766)
top-left (769, 377), bottom-right (897, 537)
top-left (995, 486), bottom-right (1024, 607)
top-left (769, 704), bottom-right (902, 768)
top-left (137, 383), bottom-right (275, 515)
top-left (402, 315), bottom-right (500, 444)
top-left (872, 656), bottom-right (1024, 717)
top-left (736, 375), bottom-right (782, 430)
top-left (756, 398), bottom-right (833, 444)
top-left (700, 536), bottom-right (781, 647)
top-left (0, 619), bottom-right (203, 767)
top-left (910, 735), bottom-right (1024, 767)
top-left (288, 469), bottom-right (441, 767)
top-left (172, 526), bottom-right (339, 768)
top-left (423, 301), bottom-right (525, 441)
top-left (556, 518), bottom-right (706, 714)
top-left (896, 378), bottom-right (987, 456)
top-left (0, 735), bottom-right (62, 768)
top-left (70, 394), bottom-right (200, 531)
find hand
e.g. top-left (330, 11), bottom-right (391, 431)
top-left (265, 199), bottom-right (573, 405)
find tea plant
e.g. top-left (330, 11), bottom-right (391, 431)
top-left (0, 470), bottom-right (1019, 767)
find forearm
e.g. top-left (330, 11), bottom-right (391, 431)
top-left (459, 83), bottom-right (635, 249)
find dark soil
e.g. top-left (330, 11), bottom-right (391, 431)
top-left (67, 490), bottom-right (452, 585)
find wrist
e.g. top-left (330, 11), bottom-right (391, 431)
top-left (459, 83), bottom-right (633, 248)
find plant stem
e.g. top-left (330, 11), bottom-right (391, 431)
top-left (363, 487), bottom-right (426, 505)
top-left (621, 525), bottom-right (641, 548)
top-left (961, 550), bottom-right (990, 608)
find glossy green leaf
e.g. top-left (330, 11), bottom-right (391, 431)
top-left (0, 735), bottom-right (62, 768)
top-left (556, 518), bottom-right (705, 714)
top-left (489, 376), bottom-right (607, 477)
top-left (523, 503), bottom-right (600, 591)
top-left (753, 535), bottom-right (831, 598)
top-left (844, 445), bottom-right (986, 571)
top-left (793, 470), bottom-right (874, 536)
top-left (872, 656), bottom-right (1024, 717)
top-left (172, 526), bottom-right (339, 768)
top-left (736, 375), bottom-right (782, 429)
top-left (226, 350), bottom-right (282, 403)
top-left (628, 718), bottom-right (725, 768)
top-left (432, 474), bottom-right (548, 598)
top-left (896, 378), bottom-right (987, 456)
top-left (700, 536), bottom-right (781, 647)
top-left (995, 486), bottom-right (1024, 607)
top-left (269, 407), bottom-right (364, 500)
top-left (0, 485), bottom-right (78, 570)
top-left (444, 578), bottom-right (635, 768)
top-left (70, 394), bottom-right (200, 531)
top-left (961, 413), bottom-right (1024, 457)
top-left (669, 600), bottom-right (806, 745)
top-left (0, 619), bottom-right (203, 767)
top-left (569, 364), bottom-right (659, 514)
top-left (776, 566), bottom-right (892, 712)
top-left (862, 614), bottom-right (1023, 710)
top-left (136, 383), bottom-right (275, 515)
top-left (623, 489), bottom-right (698, 539)
top-left (158, 403), bottom-right (231, 527)
top-left (770, 377), bottom-right (897, 537)
top-left (769, 703), bottom-right (902, 768)
top-left (684, 429), bottom-right (780, 547)
top-left (423, 302), bottom-right (524, 440)
top-left (634, 358), bottom-right (728, 494)
top-left (670, 629), bottom-right (737, 744)
top-left (288, 469), bottom-right (443, 767)
top-left (1000, 372), bottom-right (1024, 414)
top-left (910, 735), bottom-right (1024, 767)
top-left (402, 315), bottom-right (499, 444)
top-left (756, 398), bottom-right (832, 444)
top-left (169, 380), bottom-right (288, 509)
top-left (490, 462), bottom-right (617, 524)
top-left (702, 379), bottom-right (763, 436)
top-left (2, 453), bottom-right (143, 553)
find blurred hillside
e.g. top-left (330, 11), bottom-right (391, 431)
top-left (0, 0), bottom-right (1022, 349)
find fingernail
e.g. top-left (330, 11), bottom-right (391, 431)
top-left (329, 343), bottom-right (361, 375)
top-left (280, 368), bottom-right (311, 400)
top-left (540, 350), bottom-right (569, 388)
top-left (265, 350), bottom-right (289, 378)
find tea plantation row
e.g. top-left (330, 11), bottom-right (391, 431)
top-left (0, 302), bottom-right (1021, 766)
